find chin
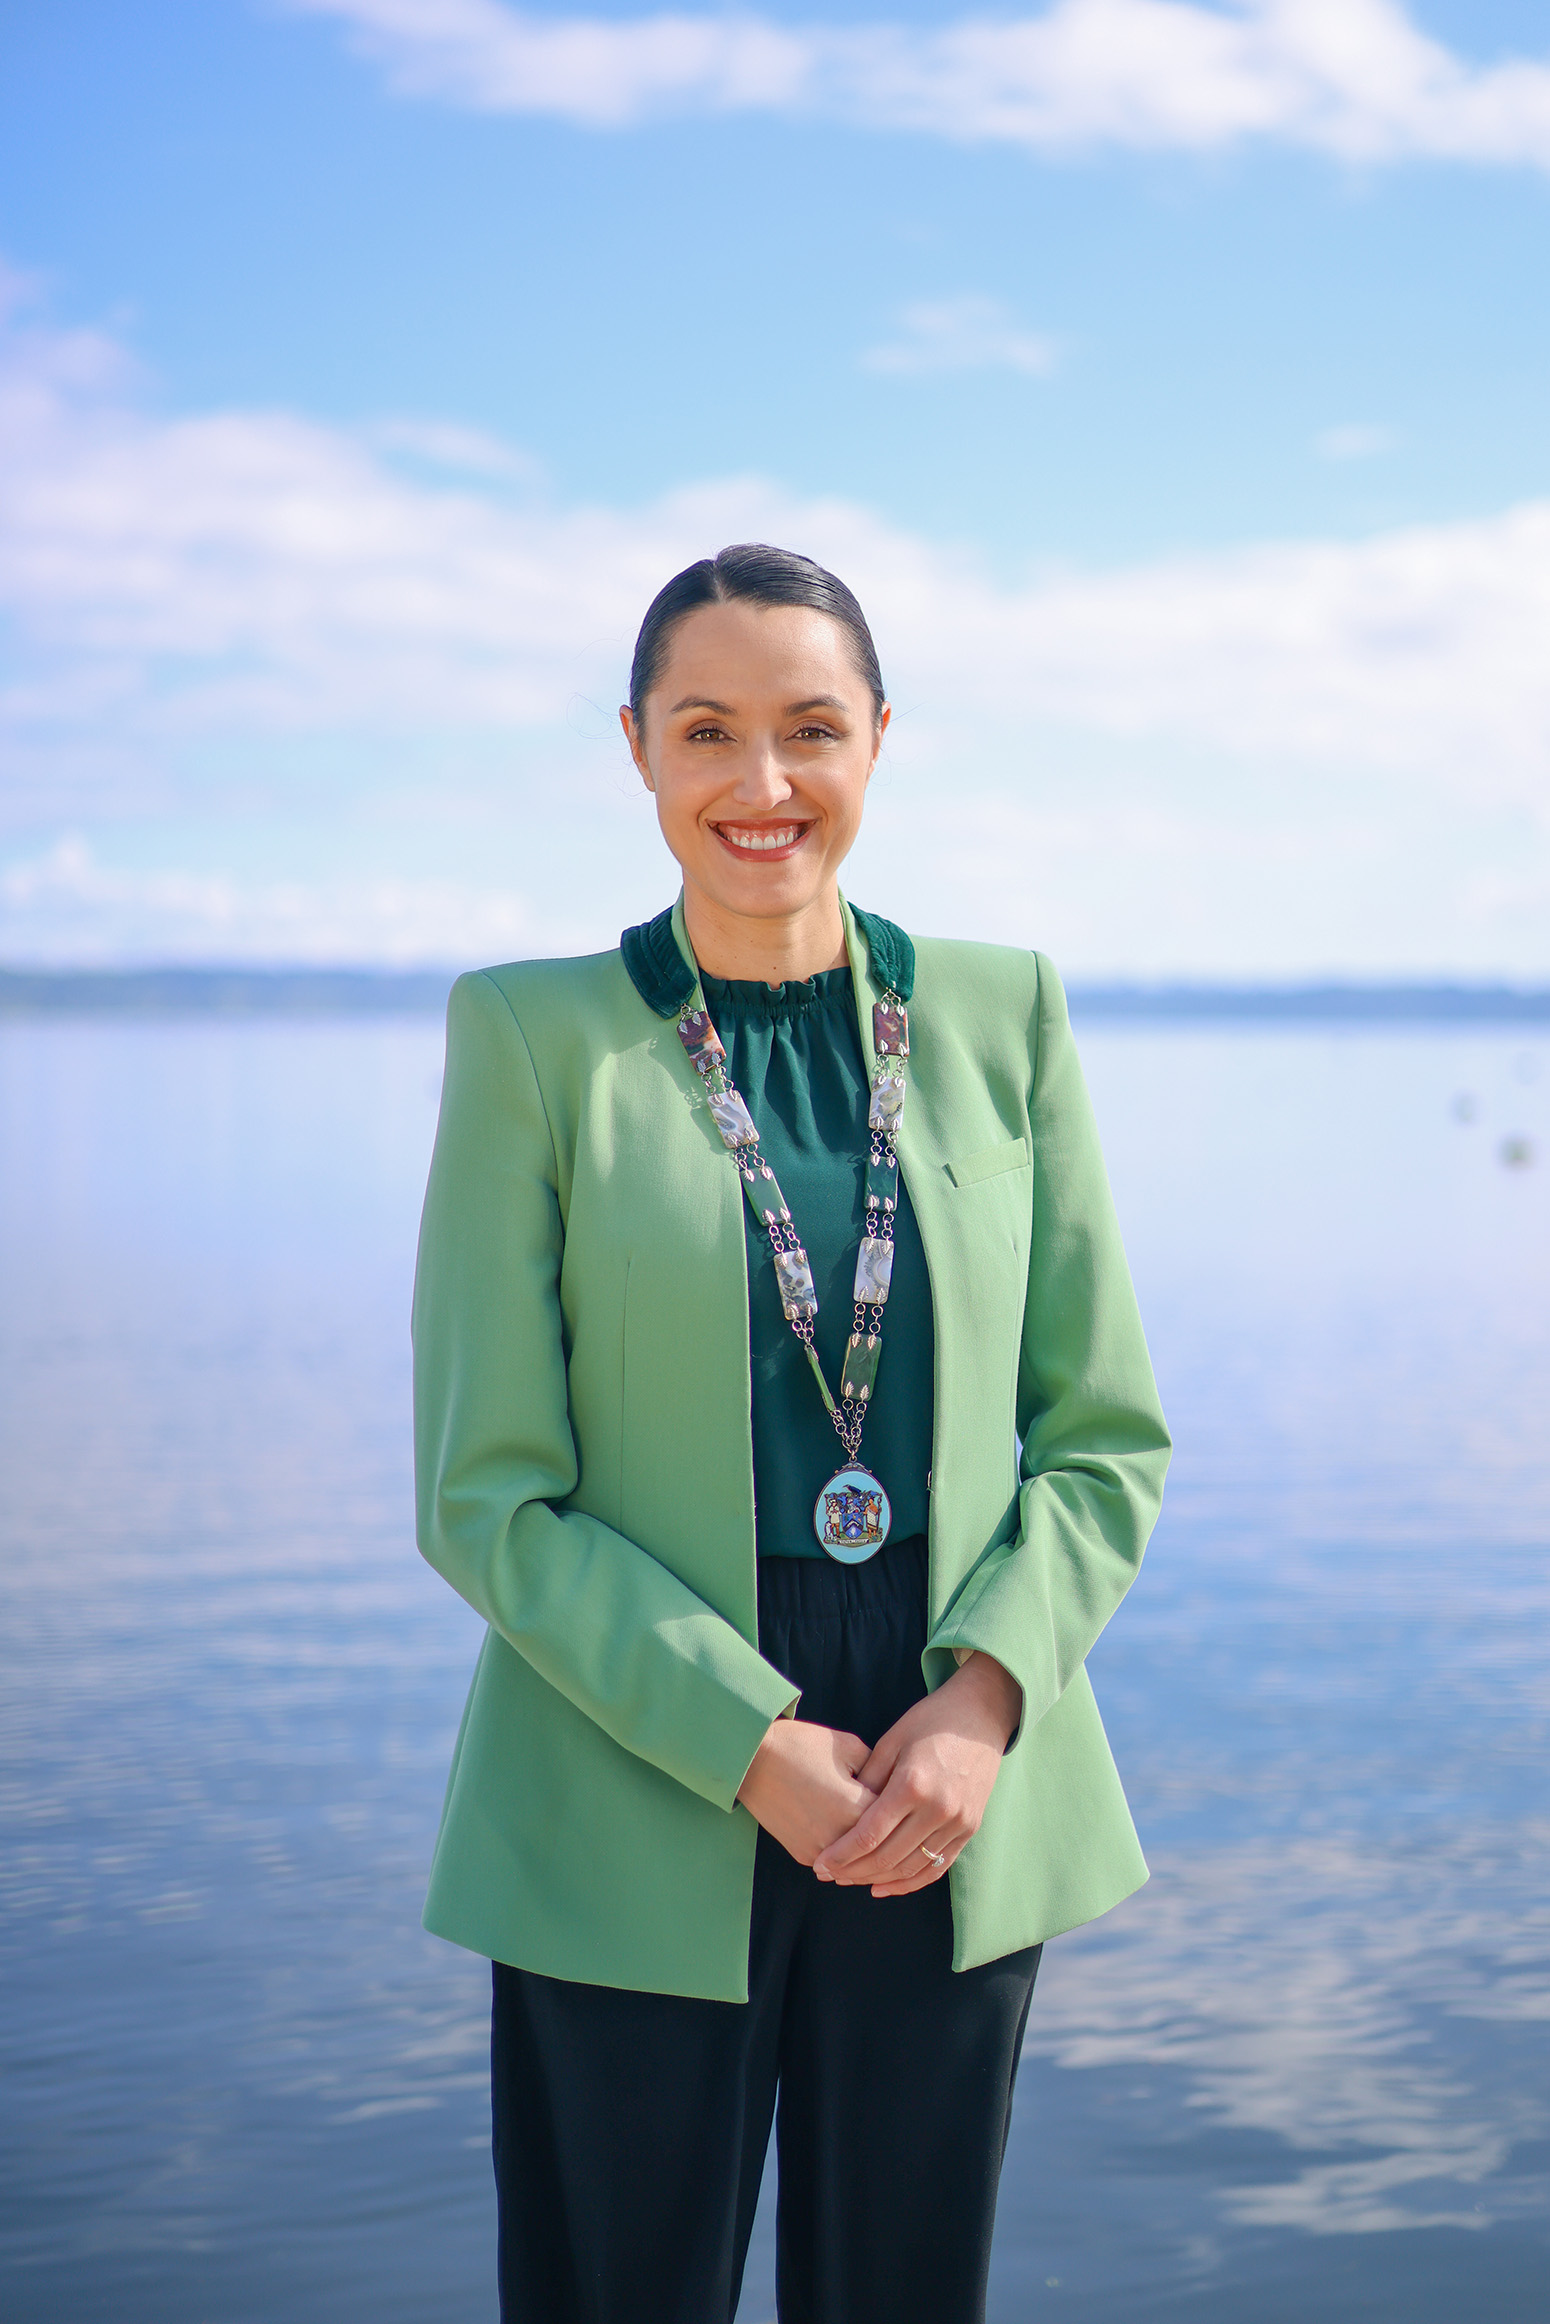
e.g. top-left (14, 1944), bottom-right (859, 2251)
top-left (722, 871), bottom-right (819, 911)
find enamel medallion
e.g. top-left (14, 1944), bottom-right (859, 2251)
top-left (814, 1464), bottom-right (892, 1563)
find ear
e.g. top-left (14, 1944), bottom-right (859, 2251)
top-left (866, 701), bottom-right (891, 780)
top-left (620, 705), bottom-right (655, 792)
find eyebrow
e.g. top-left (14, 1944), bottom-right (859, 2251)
top-left (666, 694), bottom-right (849, 716)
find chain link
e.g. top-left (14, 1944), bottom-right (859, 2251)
top-left (684, 987), bottom-right (907, 1472)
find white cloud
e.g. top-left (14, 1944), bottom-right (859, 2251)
top-left (292, 0), bottom-right (816, 127)
top-left (862, 296), bottom-right (1058, 378)
top-left (1460, 864), bottom-right (1550, 934)
top-left (1315, 421), bottom-right (1396, 461)
top-left (0, 835), bottom-right (556, 965)
top-left (5, 284), bottom-right (1550, 810)
top-left (2, 280), bottom-right (1549, 972)
top-left (367, 415), bottom-right (544, 479)
top-left (286, 0), bottom-right (1550, 170)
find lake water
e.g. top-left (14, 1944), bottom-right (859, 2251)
top-left (1, 1012), bottom-right (1546, 2323)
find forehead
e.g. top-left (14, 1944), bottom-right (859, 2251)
top-left (656, 599), bottom-right (865, 700)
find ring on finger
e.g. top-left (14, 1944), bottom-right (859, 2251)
top-left (919, 1843), bottom-right (947, 1868)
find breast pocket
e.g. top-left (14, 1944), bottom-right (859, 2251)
top-left (945, 1137), bottom-right (1028, 1190)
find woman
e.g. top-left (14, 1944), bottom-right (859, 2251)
top-left (412, 544), bottom-right (1170, 2324)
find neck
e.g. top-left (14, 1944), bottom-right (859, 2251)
top-left (682, 883), bottom-right (848, 986)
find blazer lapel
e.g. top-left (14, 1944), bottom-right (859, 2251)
top-left (608, 894), bottom-right (760, 1631)
top-left (843, 897), bottom-right (951, 1606)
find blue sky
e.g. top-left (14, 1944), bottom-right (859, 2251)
top-left (2, 0), bottom-right (1550, 974)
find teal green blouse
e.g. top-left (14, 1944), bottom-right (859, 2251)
top-left (700, 967), bottom-right (935, 1557)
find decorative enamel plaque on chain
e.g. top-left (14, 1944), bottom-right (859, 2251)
top-left (676, 985), bottom-right (910, 1563)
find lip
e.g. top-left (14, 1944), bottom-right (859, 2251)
top-left (709, 821), bottom-right (814, 864)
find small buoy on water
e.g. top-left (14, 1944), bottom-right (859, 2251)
top-left (1499, 1136), bottom-right (1534, 1168)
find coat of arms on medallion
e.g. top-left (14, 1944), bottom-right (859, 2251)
top-left (821, 1485), bottom-right (885, 1549)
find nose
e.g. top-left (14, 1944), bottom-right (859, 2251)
top-left (731, 740), bottom-right (794, 810)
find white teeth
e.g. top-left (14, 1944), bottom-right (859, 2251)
top-left (720, 825), bottom-right (802, 852)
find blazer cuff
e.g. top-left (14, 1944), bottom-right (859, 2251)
top-left (673, 1658), bottom-right (807, 1812)
top-left (728, 1684), bottom-right (804, 1804)
top-left (922, 1635), bottom-right (1028, 1754)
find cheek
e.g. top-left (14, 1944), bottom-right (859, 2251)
top-left (826, 764), bottom-right (873, 839)
top-left (648, 762), bottom-right (712, 848)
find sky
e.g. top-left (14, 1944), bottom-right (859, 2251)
top-left (2, 0), bottom-right (1550, 977)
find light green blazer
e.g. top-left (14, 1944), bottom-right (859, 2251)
top-left (412, 897), bottom-right (1170, 2002)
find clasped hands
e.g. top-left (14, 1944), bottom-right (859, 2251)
top-left (735, 1653), bottom-right (1022, 1898)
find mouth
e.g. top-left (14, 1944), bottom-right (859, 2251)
top-left (709, 821), bottom-right (813, 863)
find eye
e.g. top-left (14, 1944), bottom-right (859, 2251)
top-left (793, 722), bottom-right (841, 742)
top-left (686, 724), bottom-right (730, 744)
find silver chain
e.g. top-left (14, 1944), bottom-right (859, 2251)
top-left (682, 986), bottom-right (906, 1470)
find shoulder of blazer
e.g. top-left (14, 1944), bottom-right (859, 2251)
top-left (461, 948), bottom-right (644, 1038)
top-left (911, 933), bottom-right (1045, 1019)
top-left (907, 940), bottom-right (1066, 1106)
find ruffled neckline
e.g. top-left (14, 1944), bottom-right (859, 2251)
top-left (699, 965), bottom-right (855, 1023)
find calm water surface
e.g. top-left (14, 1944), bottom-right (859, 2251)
top-left (1, 1015), bottom-right (1546, 2322)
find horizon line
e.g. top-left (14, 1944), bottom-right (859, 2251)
top-left (2, 964), bottom-right (1547, 1024)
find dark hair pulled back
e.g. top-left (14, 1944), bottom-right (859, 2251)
top-left (628, 543), bottom-right (885, 727)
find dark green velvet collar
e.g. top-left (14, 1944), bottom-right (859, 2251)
top-left (620, 903), bottom-right (915, 1018)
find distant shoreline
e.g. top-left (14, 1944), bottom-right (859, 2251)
top-left (2, 965), bottom-right (1548, 1024)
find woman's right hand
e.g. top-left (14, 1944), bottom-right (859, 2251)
top-left (736, 1719), bottom-right (877, 1866)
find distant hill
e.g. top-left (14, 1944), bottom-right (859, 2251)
top-left (1066, 982), bottom-right (1550, 1023)
top-left (0, 966), bottom-right (455, 1016)
top-left (1, 965), bottom-right (1547, 1023)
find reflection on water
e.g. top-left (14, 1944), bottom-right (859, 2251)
top-left (0, 1019), bottom-right (1546, 2322)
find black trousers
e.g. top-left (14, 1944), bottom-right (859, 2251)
top-left (491, 1539), bottom-right (1042, 2324)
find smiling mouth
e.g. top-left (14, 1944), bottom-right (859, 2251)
top-left (710, 821), bottom-right (813, 859)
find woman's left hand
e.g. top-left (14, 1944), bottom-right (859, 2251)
top-left (810, 1652), bottom-right (1022, 1897)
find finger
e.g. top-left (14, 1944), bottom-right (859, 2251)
top-left (826, 1806), bottom-right (951, 1886)
top-left (819, 1750), bottom-right (965, 1882)
top-left (856, 1729), bottom-right (904, 1792)
top-left (831, 1730), bottom-right (872, 1779)
top-left (812, 1790), bottom-right (911, 1877)
top-left (871, 1862), bottom-right (951, 1897)
top-left (829, 1778), bottom-right (961, 1881)
top-left (864, 1819), bottom-right (963, 1886)
top-left (872, 1820), bottom-right (962, 1886)
top-left (815, 1801), bottom-right (912, 1879)
top-left (871, 1836), bottom-right (964, 1897)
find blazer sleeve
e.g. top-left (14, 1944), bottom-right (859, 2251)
top-left (925, 953), bottom-right (1171, 1748)
top-left (411, 970), bottom-right (799, 1811)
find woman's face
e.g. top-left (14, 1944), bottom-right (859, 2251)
top-left (622, 599), bottom-right (888, 934)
